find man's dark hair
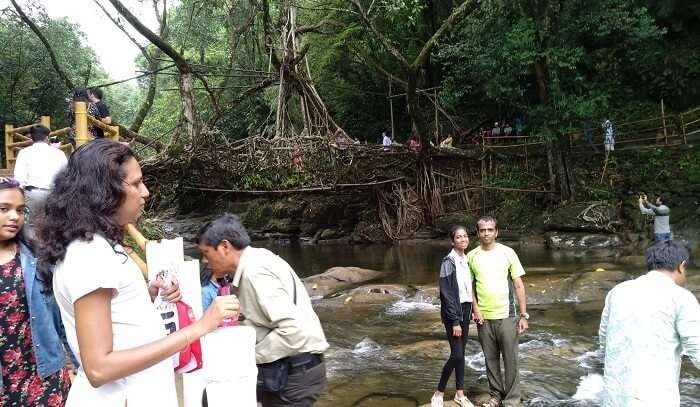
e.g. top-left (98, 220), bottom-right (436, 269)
top-left (72, 87), bottom-right (90, 102)
top-left (645, 240), bottom-right (691, 272)
top-left (29, 125), bottom-right (50, 142)
top-left (196, 214), bottom-right (251, 250)
top-left (89, 87), bottom-right (104, 100)
top-left (476, 216), bottom-right (498, 230)
top-left (658, 193), bottom-right (669, 205)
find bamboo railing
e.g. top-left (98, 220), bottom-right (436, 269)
top-left (3, 101), bottom-right (119, 170)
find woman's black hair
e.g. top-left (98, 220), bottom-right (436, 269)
top-left (449, 224), bottom-right (468, 241)
top-left (0, 177), bottom-right (33, 251)
top-left (36, 140), bottom-right (136, 287)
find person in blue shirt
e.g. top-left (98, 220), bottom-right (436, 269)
top-left (0, 177), bottom-right (73, 406)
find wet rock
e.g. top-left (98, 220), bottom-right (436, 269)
top-left (570, 270), bottom-right (630, 302)
top-left (544, 203), bottom-right (620, 232)
top-left (546, 232), bottom-right (623, 249)
top-left (524, 275), bottom-right (575, 305)
top-left (392, 340), bottom-right (450, 359)
top-left (617, 255), bottom-right (646, 267)
top-left (303, 267), bottom-right (387, 298)
top-left (341, 284), bottom-right (411, 304)
top-left (351, 220), bottom-right (386, 243)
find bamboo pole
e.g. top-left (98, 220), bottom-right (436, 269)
top-left (125, 224), bottom-right (148, 280)
top-left (40, 116), bottom-right (50, 129)
top-left (5, 124), bottom-right (13, 170)
top-left (74, 101), bottom-right (90, 146)
top-left (434, 89), bottom-right (438, 142)
top-left (661, 99), bottom-right (668, 145)
top-left (389, 82), bottom-right (395, 141)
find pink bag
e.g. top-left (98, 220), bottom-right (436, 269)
top-left (174, 301), bottom-right (202, 374)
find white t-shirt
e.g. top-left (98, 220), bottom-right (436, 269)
top-left (53, 235), bottom-right (177, 407)
top-left (13, 142), bottom-right (67, 189)
top-left (449, 249), bottom-right (473, 304)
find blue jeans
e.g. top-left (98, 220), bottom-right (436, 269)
top-left (654, 233), bottom-right (671, 242)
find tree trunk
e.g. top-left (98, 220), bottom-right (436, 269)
top-left (534, 58), bottom-right (548, 104)
top-left (178, 71), bottom-right (199, 147)
top-left (130, 58), bottom-right (159, 133)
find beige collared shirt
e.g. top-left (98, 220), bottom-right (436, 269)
top-left (233, 246), bottom-right (329, 364)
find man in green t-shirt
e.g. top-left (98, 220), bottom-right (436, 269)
top-left (467, 216), bottom-right (529, 407)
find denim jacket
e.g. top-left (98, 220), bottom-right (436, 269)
top-left (0, 243), bottom-right (69, 392)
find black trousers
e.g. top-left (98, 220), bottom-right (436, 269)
top-left (437, 302), bottom-right (472, 392)
top-left (260, 361), bottom-right (327, 407)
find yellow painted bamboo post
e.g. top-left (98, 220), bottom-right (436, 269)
top-left (74, 101), bottom-right (90, 147)
top-left (5, 124), bottom-right (14, 170)
top-left (111, 125), bottom-right (120, 142)
top-left (125, 224), bottom-right (148, 279)
top-left (40, 116), bottom-right (50, 129)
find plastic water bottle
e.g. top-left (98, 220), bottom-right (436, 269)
top-left (217, 274), bottom-right (239, 327)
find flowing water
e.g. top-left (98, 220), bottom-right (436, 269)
top-left (231, 240), bottom-right (700, 406)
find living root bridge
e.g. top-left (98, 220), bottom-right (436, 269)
top-left (182, 177), bottom-right (407, 195)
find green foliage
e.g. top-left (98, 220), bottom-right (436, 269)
top-left (0, 6), bottom-right (106, 130)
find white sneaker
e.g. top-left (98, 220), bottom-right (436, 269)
top-left (430, 392), bottom-right (444, 407)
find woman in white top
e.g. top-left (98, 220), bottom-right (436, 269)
top-left (36, 140), bottom-right (239, 406)
top-left (431, 225), bottom-right (476, 407)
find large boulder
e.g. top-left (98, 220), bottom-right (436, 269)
top-left (525, 274), bottom-right (575, 305)
top-left (544, 202), bottom-right (620, 232)
top-left (546, 232), bottom-right (623, 249)
top-left (303, 267), bottom-right (387, 298)
top-left (570, 270), bottom-right (630, 302)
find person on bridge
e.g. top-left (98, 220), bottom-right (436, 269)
top-left (13, 124), bottom-right (67, 236)
top-left (88, 87), bottom-right (112, 138)
top-left (197, 214), bottom-right (329, 407)
top-left (638, 193), bottom-right (672, 241)
top-left (0, 177), bottom-right (73, 407)
top-left (599, 240), bottom-right (700, 407)
top-left (431, 225), bottom-right (477, 407)
top-left (67, 88), bottom-right (100, 144)
top-left (468, 216), bottom-right (528, 407)
top-left (36, 140), bottom-right (239, 406)
top-left (602, 119), bottom-right (614, 152)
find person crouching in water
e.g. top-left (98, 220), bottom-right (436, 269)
top-left (431, 225), bottom-right (476, 407)
top-left (0, 177), bottom-right (72, 406)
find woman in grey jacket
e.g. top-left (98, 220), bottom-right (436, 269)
top-left (431, 225), bottom-right (476, 407)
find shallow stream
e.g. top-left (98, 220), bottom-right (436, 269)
top-left (252, 240), bottom-right (700, 407)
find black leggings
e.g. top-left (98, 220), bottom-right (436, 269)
top-left (437, 302), bottom-right (472, 392)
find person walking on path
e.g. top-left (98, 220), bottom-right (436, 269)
top-left (638, 193), bottom-right (671, 241)
top-left (0, 177), bottom-right (73, 406)
top-left (431, 225), bottom-right (477, 407)
top-left (13, 124), bottom-right (67, 236)
top-left (467, 216), bottom-right (528, 407)
top-left (88, 87), bottom-right (112, 138)
top-left (582, 120), bottom-right (597, 151)
top-left (599, 240), bottom-right (700, 407)
top-left (36, 140), bottom-right (239, 406)
top-left (197, 214), bottom-right (329, 407)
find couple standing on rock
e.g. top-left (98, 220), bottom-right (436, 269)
top-left (432, 217), bottom-right (529, 407)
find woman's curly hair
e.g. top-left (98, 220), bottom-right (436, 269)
top-left (36, 139), bottom-right (135, 287)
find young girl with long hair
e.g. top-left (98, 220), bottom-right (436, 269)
top-left (0, 177), bottom-right (71, 406)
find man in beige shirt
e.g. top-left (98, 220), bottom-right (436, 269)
top-left (197, 214), bottom-right (329, 407)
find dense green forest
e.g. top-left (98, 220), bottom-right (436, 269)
top-left (2, 0), bottom-right (699, 145)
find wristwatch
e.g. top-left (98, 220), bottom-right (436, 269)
top-left (519, 312), bottom-right (530, 320)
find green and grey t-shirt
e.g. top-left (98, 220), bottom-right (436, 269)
top-left (467, 243), bottom-right (525, 320)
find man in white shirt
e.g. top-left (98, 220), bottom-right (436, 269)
top-left (599, 240), bottom-right (700, 406)
top-left (13, 125), bottom-right (68, 232)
